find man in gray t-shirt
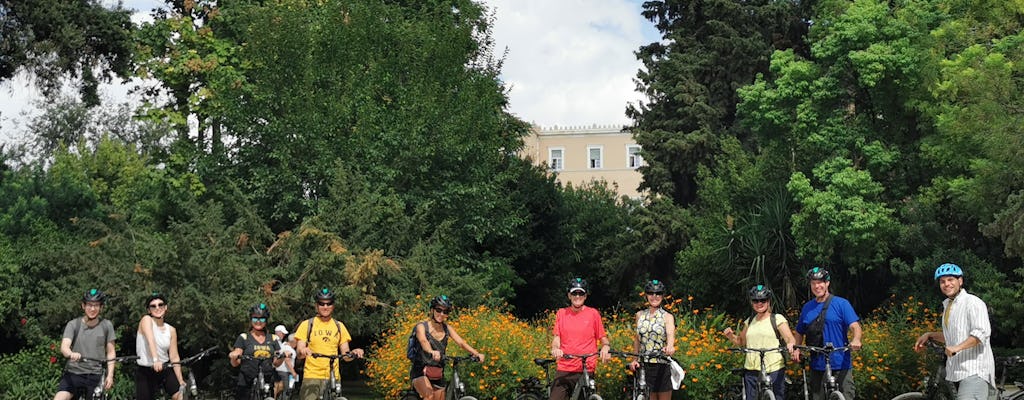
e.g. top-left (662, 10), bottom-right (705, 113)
top-left (54, 289), bottom-right (118, 400)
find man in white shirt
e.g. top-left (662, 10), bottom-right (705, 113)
top-left (274, 325), bottom-right (299, 397)
top-left (914, 263), bottom-right (996, 400)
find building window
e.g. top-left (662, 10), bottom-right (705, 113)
top-left (548, 147), bottom-right (564, 171)
top-left (627, 145), bottom-right (643, 168)
top-left (588, 146), bottom-right (603, 169)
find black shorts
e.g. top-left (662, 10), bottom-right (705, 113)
top-left (135, 366), bottom-right (180, 400)
top-left (643, 362), bottom-right (673, 393)
top-left (57, 371), bottom-right (102, 395)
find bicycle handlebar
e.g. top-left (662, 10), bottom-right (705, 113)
top-left (997, 355), bottom-right (1024, 366)
top-left (795, 344), bottom-right (850, 354)
top-left (311, 352), bottom-right (358, 360)
top-left (728, 347), bottom-right (786, 355)
top-left (79, 355), bottom-right (139, 364)
top-left (164, 346), bottom-right (218, 368)
top-left (561, 352), bottom-right (600, 360)
top-left (610, 350), bottom-right (672, 362)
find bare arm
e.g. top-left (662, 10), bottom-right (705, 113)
top-left (778, 320), bottom-right (797, 353)
top-left (848, 321), bottom-right (863, 351)
top-left (550, 334), bottom-right (562, 358)
top-left (60, 337), bottom-right (77, 360)
top-left (663, 312), bottom-right (676, 356)
top-left (169, 327), bottom-right (185, 385)
top-left (139, 316), bottom-right (163, 372)
top-left (104, 340), bottom-right (116, 389)
top-left (416, 323), bottom-right (439, 362)
top-left (448, 326), bottom-right (484, 362)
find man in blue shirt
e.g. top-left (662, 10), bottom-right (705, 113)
top-left (793, 267), bottom-right (862, 400)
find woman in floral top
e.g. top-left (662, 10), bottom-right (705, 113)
top-left (629, 279), bottom-right (677, 400)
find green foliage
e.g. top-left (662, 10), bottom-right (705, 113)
top-left (0, 0), bottom-right (134, 105)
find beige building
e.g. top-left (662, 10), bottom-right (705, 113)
top-left (520, 124), bottom-right (645, 199)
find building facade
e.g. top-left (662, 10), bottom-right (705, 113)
top-left (520, 124), bottom-right (645, 199)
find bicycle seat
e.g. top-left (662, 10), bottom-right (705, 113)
top-left (534, 358), bottom-right (556, 367)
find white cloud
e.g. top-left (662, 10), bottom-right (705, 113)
top-left (1, 0), bottom-right (658, 140)
top-left (483, 0), bottom-right (654, 129)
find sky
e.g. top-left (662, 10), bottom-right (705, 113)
top-left (0, 0), bottom-right (660, 141)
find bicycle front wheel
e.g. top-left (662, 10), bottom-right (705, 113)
top-left (827, 391), bottom-right (847, 400)
top-left (890, 392), bottom-right (925, 400)
top-left (758, 388), bottom-right (776, 400)
top-left (586, 394), bottom-right (603, 400)
top-left (515, 393), bottom-right (543, 400)
top-left (458, 396), bottom-right (478, 400)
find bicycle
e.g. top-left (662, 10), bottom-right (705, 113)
top-left (890, 340), bottom-right (953, 400)
top-left (516, 353), bottom-right (603, 400)
top-left (997, 355), bottom-right (1024, 400)
top-left (239, 354), bottom-right (281, 400)
top-left (610, 350), bottom-right (674, 400)
top-left (76, 355), bottom-right (139, 400)
top-left (311, 352), bottom-right (357, 400)
top-left (795, 343), bottom-right (850, 400)
top-left (399, 354), bottom-right (481, 400)
top-left (515, 357), bottom-right (557, 400)
top-left (163, 346), bottom-right (217, 400)
top-left (728, 347), bottom-right (787, 400)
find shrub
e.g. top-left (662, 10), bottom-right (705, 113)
top-left (0, 340), bottom-right (134, 399)
top-left (364, 295), bottom-right (944, 400)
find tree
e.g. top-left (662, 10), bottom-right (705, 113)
top-left (0, 0), bottom-right (134, 105)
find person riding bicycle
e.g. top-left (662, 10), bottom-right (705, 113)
top-left (722, 285), bottom-right (797, 400)
top-left (549, 277), bottom-right (612, 400)
top-left (792, 267), bottom-right (862, 400)
top-left (409, 295), bottom-right (486, 400)
top-left (295, 288), bottom-right (365, 400)
top-left (54, 289), bottom-right (117, 400)
top-left (135, 292), bottom-right (186, 400)
top-left (628, 279), bottom-right (678, 400)
top-left (913, 263), bottom-right (996, 400)
top-left (229, 303), bottom-right (284, 400)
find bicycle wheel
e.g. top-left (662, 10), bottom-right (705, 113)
top-left (827, 391), bottom-right (846, 400)
top-left (586, 394), bottom-right (603, 400)
top-left (891, 393), bottom-right (924, 400)
top-left (515, 393), bottom-right (543, 400)
top-left (458, 396), bottom-right (478, 400)
top-left (758, 388), bottom-right (776, 400)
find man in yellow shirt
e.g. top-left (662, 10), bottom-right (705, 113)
top-left (295, 288), bottom-right (364, 400)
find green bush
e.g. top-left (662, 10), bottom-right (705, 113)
top-left (0, 340), bottom-right (135, 399)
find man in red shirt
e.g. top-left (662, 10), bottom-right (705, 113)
top-left (549, 278), bottom-right (611, 400)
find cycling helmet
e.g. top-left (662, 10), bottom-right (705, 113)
top-left (430, 295), bottom-right (453, 310)
top-left (748, 285), bottom-right (772, 301)
top-left (314, 288), bottom-right (335, 302)
top-left (249, 303), bottom-right (270, 319)
top-left (82, 288), bottom-right (106, 304)
top-left (934, 263), bottom-right (964, 281)
top-left (806, 267), bottom-right (831, 282)
top-left (644, 279), bottom-right (666, 294)
top-left (567, 277), bottom-right (588, 294)
top-left (144, 292), bottom-right (167, 308)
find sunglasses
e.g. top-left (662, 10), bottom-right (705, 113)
top-left (647, 292), bottom-right (664, 296)
top-left (569, 291), bottom-right (587, 297)
top-left (251, 317), bottom-right (267, 323)
top-left (751, 299), bottom-right (769, 304)
top-left (317, 302), bottom-right (334, 307)
top-left (148, 302), bottom-right (167, 309)
top-left (433, 308), bottom-right (451, 315)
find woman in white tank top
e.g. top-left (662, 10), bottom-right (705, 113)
top-left (135, 293), bottom-right (185, 400)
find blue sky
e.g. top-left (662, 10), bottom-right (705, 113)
top-left (0, 0), bottom-right (660, 140)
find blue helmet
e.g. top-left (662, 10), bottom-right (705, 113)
top-left (934, 263), bottom-right (963, 281)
